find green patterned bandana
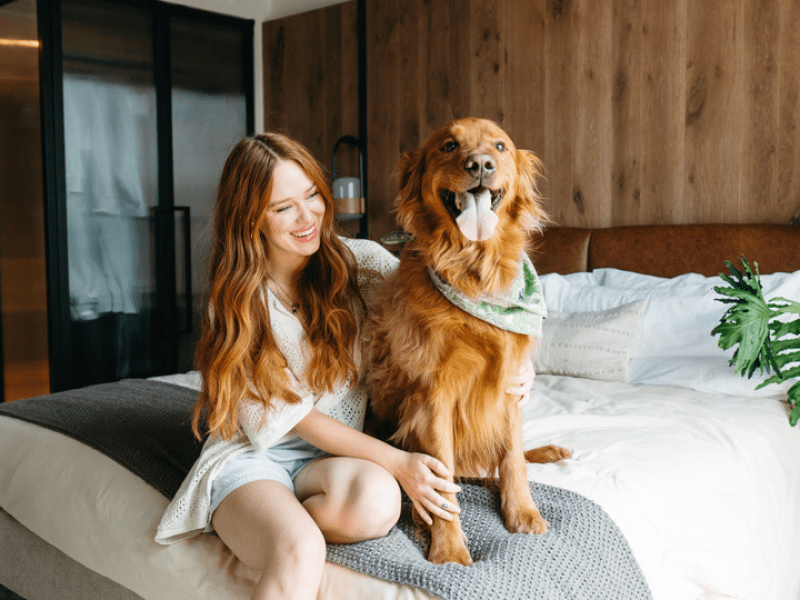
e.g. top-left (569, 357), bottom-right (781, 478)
top-left (427, 254), bottom-right (548, 337)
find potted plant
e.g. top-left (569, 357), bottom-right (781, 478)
top-left (712, 258), bottom-right (800, 426)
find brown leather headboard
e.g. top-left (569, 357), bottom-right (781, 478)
top-left (531, 224), bottom-right (800, 277)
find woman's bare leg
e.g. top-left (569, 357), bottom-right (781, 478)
top-left (211, 480), bottom-right (326, 600)
top-left (293, 457), bottom-right (402, 544)
top-left (212, 459), bottom-right (401, 599)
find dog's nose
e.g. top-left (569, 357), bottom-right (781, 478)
top-left (465, 154), bottom-right (496, 181)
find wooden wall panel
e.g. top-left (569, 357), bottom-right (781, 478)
top-left (501, 1), bottom-right (546, 161)
top-left (570, 1), bottom-right (614, 227)
top-left (611, 0), bottom-right (643, 225)
top-left (262, 2), bottom-right (359, 180)
top-left (263, 0), bottom-right (800, 242)
top-left (470, 0), bottom-right (504, 124)
top-left (779, 0), bottom-right (800, 224)
top-left (366, 0), bottom-right (401, 238)
top-left (639, 0), bottom-right (686, 225)
top-left (398, 0), bottom-right (421, 152)
top-left (742, 0), bottom-right (781, 222)
top-left (542, 0), bottom-right (575, 227)
top-left (446, 0), bottom-right (472, 124)
top-left (684, 0), bottom-right (743, 224)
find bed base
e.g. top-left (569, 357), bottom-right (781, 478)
top-left (0, 508), bottom-right (143, 600)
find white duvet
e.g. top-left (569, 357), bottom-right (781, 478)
top-left (1, 373), bottom-right (799, 600)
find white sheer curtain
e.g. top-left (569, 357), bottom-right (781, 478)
top-left (62, 73), bottom-right (157, 321)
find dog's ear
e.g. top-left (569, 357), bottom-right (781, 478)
top-left (514, 149), bottom-right (549, 232)
top-left (396, 147), bottom-right (425, 194)
top-left (393, 146), bottom-right (426, 234)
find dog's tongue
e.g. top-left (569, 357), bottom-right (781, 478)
top-left (455, 189), bottom-right (499, 242)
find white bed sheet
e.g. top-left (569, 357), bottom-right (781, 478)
top-left (1, 373), bottom-right (799, 600)
top-left (523, 376), bottom-right (800, 600)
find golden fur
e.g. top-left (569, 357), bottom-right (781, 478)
top-left (366, 118), bottom-right (570, 565)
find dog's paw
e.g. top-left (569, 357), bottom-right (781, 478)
top-left (506, 507), bottom-right (550, 535)
top-left (523, 444), bottom-right (572, 464)
top-left (428, 531), bottom-right (473, 566)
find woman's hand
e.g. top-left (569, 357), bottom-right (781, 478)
top-left (293, 409), bottom-right (461, 525)
top-left (389, 451), bottom-right (462, 525)
top-left (507, 358), bottom-right (535, 407)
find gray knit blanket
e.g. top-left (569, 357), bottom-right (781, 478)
top-left (0, 379), bottom-right (653, 600)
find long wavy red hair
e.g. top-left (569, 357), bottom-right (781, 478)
top-left (192, 132), bottom-right (364, 440)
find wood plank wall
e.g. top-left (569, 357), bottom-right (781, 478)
top-left (263, 2), bottom-right (362, 237)
top-left (262, 2), bottom-right (360, 183)
top-left (263, 0), bottom-right (800, 243)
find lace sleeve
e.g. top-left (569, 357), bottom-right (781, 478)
top-left (347, 238), bottom-right (399, 277)
top-left (344, 238), bottom-right (400, 305)
top-left (238, 370), bottom-right (315, 451)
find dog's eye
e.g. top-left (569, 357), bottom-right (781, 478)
top-left (495, 141), bottom-right (507, 152)
top-left (441, 141), bottom-right (459, 153)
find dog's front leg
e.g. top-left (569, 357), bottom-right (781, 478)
top-left (422, 409), bottom-right (473, 566)
top-left (499, 403), bottom-right (549, 534)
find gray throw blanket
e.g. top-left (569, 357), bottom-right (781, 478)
top-left (0, 379), bottom-right (653, 600)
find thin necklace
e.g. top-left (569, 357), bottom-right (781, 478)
top-left (267, 274), bottom-right (301, 315)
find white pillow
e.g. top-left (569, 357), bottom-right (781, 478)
top-left (540, 269), bottom-right (800, 360)
top-left (541, 272), bottom-right (722, 359)
top-left (534, 300), bottom-right (647, 383)
top-left (594, 267), bottom-right (797, 294)
top-left (628, 357), bottom-right (794, 398)
top-left (539, 268), bottom-right (800, 397)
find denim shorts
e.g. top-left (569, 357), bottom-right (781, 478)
top-left (209, 436), bottom-right (328, 516)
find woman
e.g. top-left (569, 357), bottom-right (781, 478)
top-left (155, 132), bottom-right (534, 600)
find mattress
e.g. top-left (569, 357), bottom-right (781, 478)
top-left (1, 372), bottom-right (799, 599)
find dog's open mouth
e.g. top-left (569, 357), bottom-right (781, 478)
top-left (439, 186), bottom-right (505, 242)
top-left (440, 187), bottom-right (505, 215)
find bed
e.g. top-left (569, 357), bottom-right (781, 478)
top-left (1, 223), bottom-right (799, 600)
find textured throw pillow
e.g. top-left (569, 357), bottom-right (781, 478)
top-left (534, 300), bottom-right (647, 382)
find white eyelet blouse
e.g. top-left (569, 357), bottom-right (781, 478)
top-left (155, 238), bottom-right (398, 544)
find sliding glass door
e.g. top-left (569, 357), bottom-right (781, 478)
top-left (56, 0), bottom-right (252, 389)
top-left (60, 0), bottom-right (161, 387)
top-left (0, 0), bottom-right (253, 395)
top-left (169, 10), bottom-right (252, 372)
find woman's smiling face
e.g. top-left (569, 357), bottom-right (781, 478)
top-left (262, 159), bottom-right (326, 269)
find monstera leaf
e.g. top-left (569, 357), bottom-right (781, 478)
top-left (712, 258), bottom-right (800, 426)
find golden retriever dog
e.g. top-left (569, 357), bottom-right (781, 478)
top-left (366, 118), bottom-right (571, 566)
